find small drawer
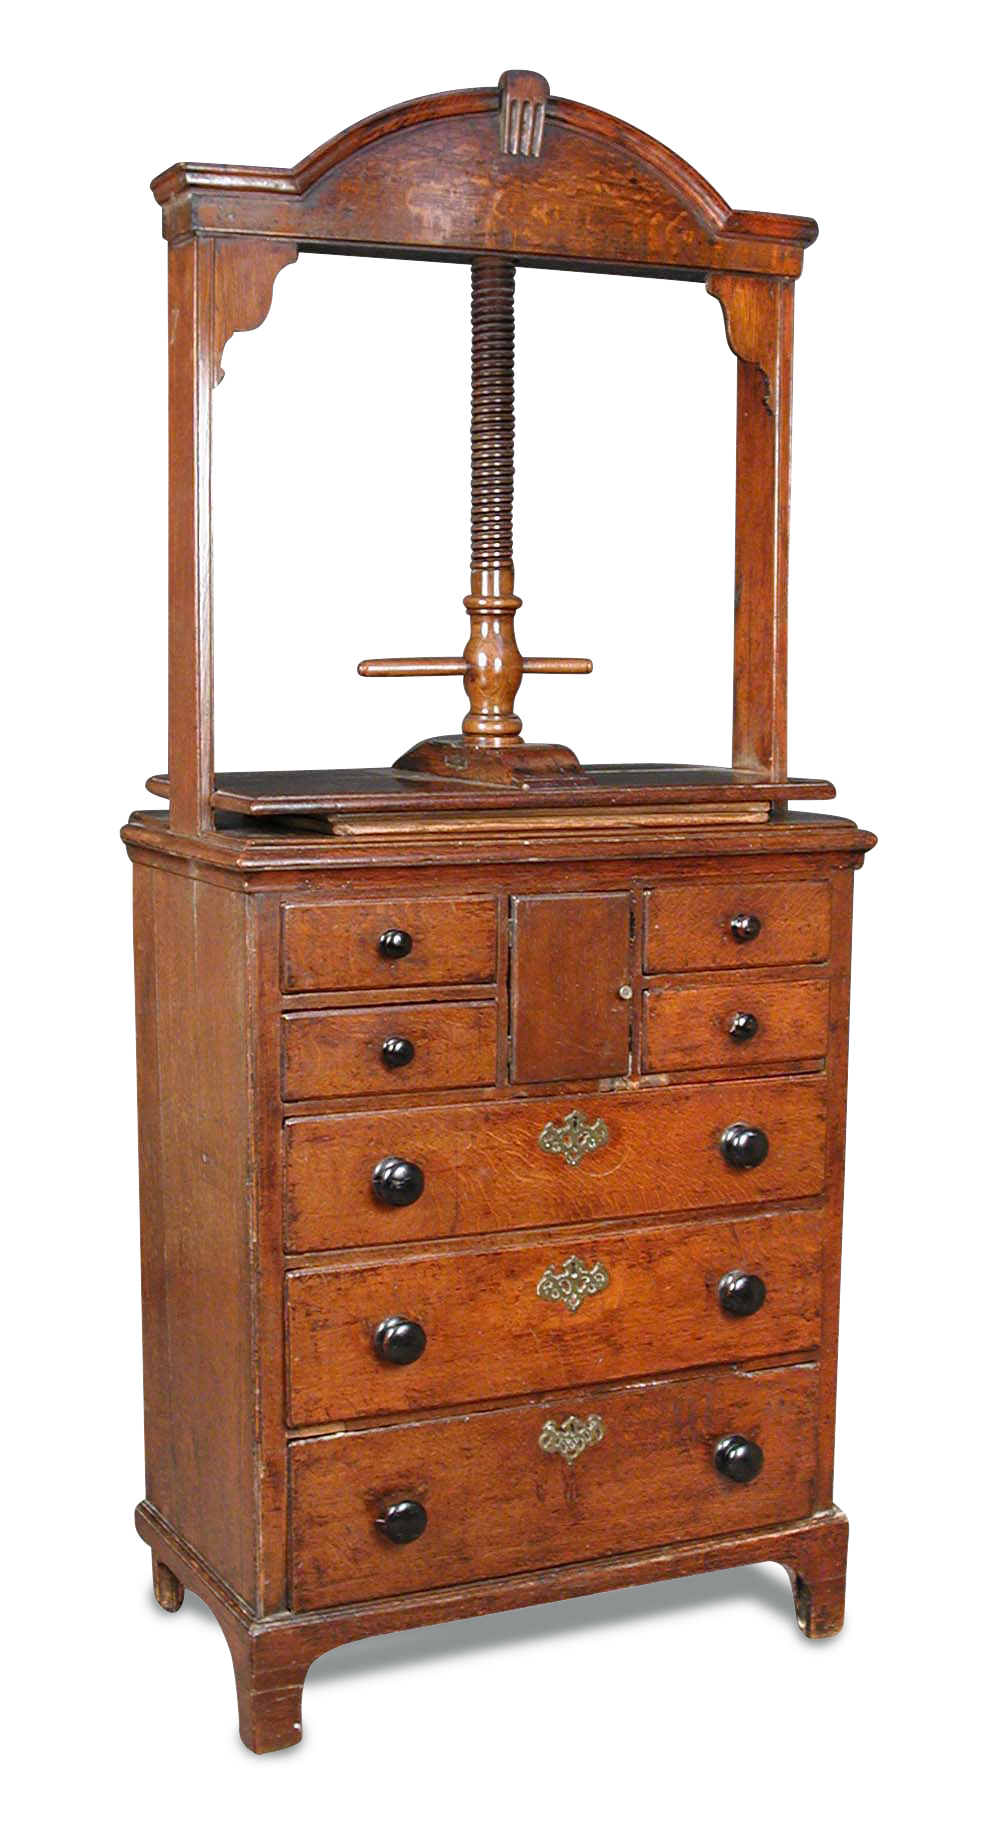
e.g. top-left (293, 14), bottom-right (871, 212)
top-left (643, 978), bottom-right (830, 1074)
top-left (285, 1210), bottom-right (822, 1425)
top-left (289, 1362), bottom-right (820, 1609)
top-left (282, 897), bottom-right (497, 993)
top-left (644, 879), bottom-right (832, 973)
top-left (282, 1002), bottom-right (497, 1101)
top-left (283, 1078), bottom-right (827, 1250)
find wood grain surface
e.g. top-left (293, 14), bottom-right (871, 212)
top-left (282, 1001), bottom-right (498, 1101)
top-left (510, 891), bottom-right (631, 1082)
top-left (133, 864), bottom-right (256, 1602)
top-left (289, 1361), bottom-right (820, 1608)
top-left (285, 1210), bottom-right (822, 1423)
top-left (643, 976), bottom-right (829, 1073)
top-left (282, 895), bottom-right (498, 992)
top-left (644, 879), bottom-right (832, 972)
top-left (283, 1076), bottom-right (828, 1251)
top-left (153, 90), bottom-right (816, 281)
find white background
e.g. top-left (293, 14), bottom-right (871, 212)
top-left (6, 2), bottom-right (996, 1821)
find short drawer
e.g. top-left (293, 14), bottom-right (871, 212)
top-left (283, 1078), bottom-right (827, 1250)
top-left (282, 1002), bottom-right (497, 1101)
top-left (643, 978), bottom-right (830, 1074)
top-left (286, 1210), bottom-right (822, 1425)
top-left (282, 896), bottom-right (497, 993)
top-left (644, 879), bottom-right (832, 973)
top-left (289, 1361), bottom-right (820, 1609)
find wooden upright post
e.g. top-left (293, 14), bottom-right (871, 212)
top-left (165, 236), bottom-right (298, 832)
top-left (708, 274), bottom-right (795, 780)
top-left (167, 235), bottom-right (215, 834)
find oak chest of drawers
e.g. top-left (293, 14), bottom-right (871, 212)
top-left (129, 72), bottom-right (875, 1751)
top-left (129, 830), bottom-right (873, 1750)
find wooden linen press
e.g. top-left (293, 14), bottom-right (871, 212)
top-left (128, 72), bottom-right (875, 1752)
top-left (147, 67), bottom-right (829, 820)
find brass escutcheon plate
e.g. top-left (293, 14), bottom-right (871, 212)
top-left (536, 1254), bottom-right (610, 1313)
top-left (539, 1414), bottom-right (605, 1464)
top-left (538, 1109), bottom-right (609, 1167)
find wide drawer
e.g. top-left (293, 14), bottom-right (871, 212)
top-left (643, 977), bottom-right (830, 1074)
top-left (282, 896), bottom-right (498, 993)
top-left (283, 1078), bottom-right (827, 1250)
top-left (289, 1361), bottom-right (820, 1609)
top-left (286, 1210), bottom-right (822, 1425)
top-left (282, 1002), bottom-right (497, 1101)
top-left (644, 879), bottom-right (832, 973)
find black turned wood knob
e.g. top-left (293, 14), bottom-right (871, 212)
top-left (729, 913), bottom-right (762, 944)
top-left (728, 1011), bottom-right (759, 1043)
top-left (372, 1157), bottom-right (425, 1206)
top-left (718, 1271), bottom-right (767, 1316)
top-left (382, 1036), bottom-right (415, 1068)
top-left (374, 1316), bottom-right (427, 1364)
top-left (714, 1435), bottom-right (765, 1483)
top-left (720, 1123), bottom-right (770, 1168)
top-left (375, 1500), bottom-right (427, 1544)
top-left (379, 928), bottom-right (413, 959)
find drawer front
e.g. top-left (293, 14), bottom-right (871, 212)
top-left (289, 1362), bottom-right (820, 1609)
top-left (284, 1078), bottom-right (827, 1250)
top-left (286, 1211), bottom-right (822, 1425)
top-left (282, 897), bottom-right (498, 993)
top-left (282, 1002), bottom-right (497, 1101)
top-left (644, 880), bottom-right (832, 973)
top-left (643, 978), bottom-right (830, 1074)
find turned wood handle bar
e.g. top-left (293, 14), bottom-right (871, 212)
top-left (521, 657), bottom-right (592, 673)
top-left (358, 658), bottom-right (466, 676)
top-left (358, 656), bottom-right (592, 676)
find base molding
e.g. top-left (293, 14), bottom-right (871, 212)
top-left (136, 1498), bottom-right (848, 1754)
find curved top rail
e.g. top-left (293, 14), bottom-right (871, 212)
top-left (152, 71), bottom-right (817, 278)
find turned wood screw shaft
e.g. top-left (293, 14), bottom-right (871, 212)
top-left (463, 257), bottom-right (523, 743)
top-left (356, 253), bottom-right (591, 746)
top-left (470, 257), bottom-right (516, 587)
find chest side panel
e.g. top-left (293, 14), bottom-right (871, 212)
top-left (133, 862), bottom-right (257, 1605)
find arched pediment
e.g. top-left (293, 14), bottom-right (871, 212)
top-left (152, 72), bottom-right (817, 278)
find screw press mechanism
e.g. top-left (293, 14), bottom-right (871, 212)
top-left (358, 256), bottom-right (592, 782)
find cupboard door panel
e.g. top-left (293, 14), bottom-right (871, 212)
top-left (510, 892), bottom-right (631, 1084)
